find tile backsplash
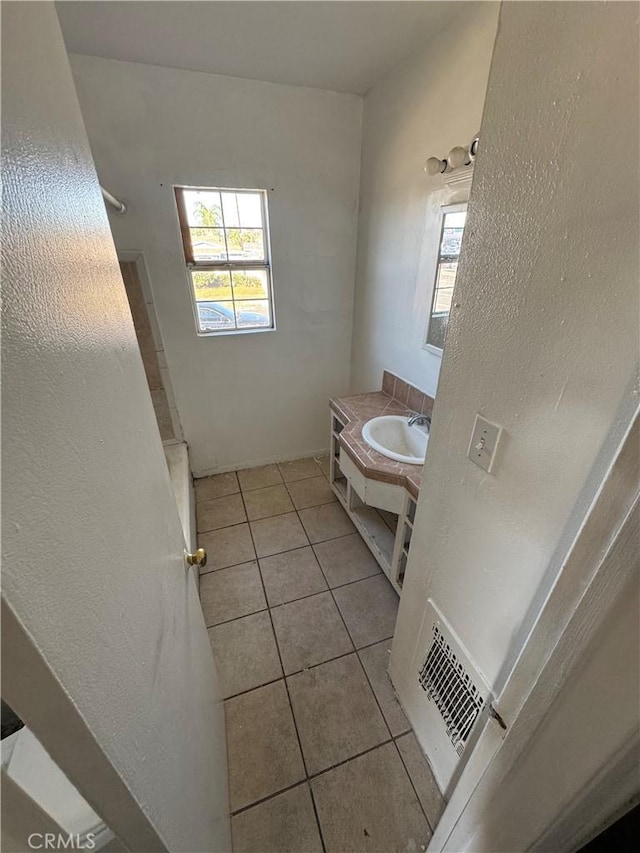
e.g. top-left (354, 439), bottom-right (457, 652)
top-left (382, 371), bottom-right (434, 417)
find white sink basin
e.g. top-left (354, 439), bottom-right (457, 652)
top-left (361, 415), bottom-right (428, 465)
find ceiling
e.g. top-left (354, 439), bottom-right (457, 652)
top-left (56, 1), bottom-right (466, 95)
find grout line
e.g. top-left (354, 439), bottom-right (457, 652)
top-left (277, 464), bottom-right (329, 486)
top-left (269, 587), bottom-right (336, 616)
top-left (199, 558), bottom-right (256, 578)
top-left (196, 516), bottom-right (249, 537)
top-left (237, 476), bottom-right (285, 494)
top-left (221, 635), bottom-right (396, 701)
top-left (325, 574), bottom-right (395, 743)
top-left (221, 675), bottom-right (283, 703)
top-left (246, 506), bottom-right (297, 524)
top-left (204, 605), bottom-right (269, 631)
top-left (265, 567), bottom-right (383, 610)
top-left (306, 737), bottom-right (394, 784)
top-left (229, 778), bottom-right (311, 819)
top-left (310, 529), bottom-right (362, 548)
top-left (392, 737), bottom-right (434, 834)
top-left (309, 788), bottom-right (328, 853)
top-left (194, 490), bottom-right (240, 506)
top-left (354, 644), bottom-right (397, 742)
top-left (287, 649), bottom-right (361, 685)
top-left (289, 496), bottom-right (338, 513)
top-left (280, 468), bottom-right (337, 512)
top-left (265, 622), bottom-right (310, 775)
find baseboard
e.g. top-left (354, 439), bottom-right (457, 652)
top-left (192, 447), bottom-right (330, 479)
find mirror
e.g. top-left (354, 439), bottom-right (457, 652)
top-left (425, 204), bottom-right (467, 351)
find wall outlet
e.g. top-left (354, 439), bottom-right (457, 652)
top-left (467, 414), bottom-right (502, 473)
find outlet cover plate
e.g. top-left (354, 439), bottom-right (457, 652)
top-left (468, 414), bottom-right (502, 473)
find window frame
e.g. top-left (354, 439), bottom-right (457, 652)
top-left (174, 185), bottom-right (276, 337)
top-left (424, 201), bottom-right (467, 355)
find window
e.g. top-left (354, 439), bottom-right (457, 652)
top-left (175, 186), bottom-right (274, 335)
top-left (425, 204), bottom-right (467, 351)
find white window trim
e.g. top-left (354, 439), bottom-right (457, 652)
top-left (174, 185), bottom-right (276, 338)
top-left (423, 201), bottom-right (468, 355)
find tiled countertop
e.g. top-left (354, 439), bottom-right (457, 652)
top-left (330, 391), bottom-right (426, 501)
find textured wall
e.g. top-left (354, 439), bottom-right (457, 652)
top-left (391, 0), bottom-right (639, 780)
top-left (350, 3), bottom-right (499, 397)
top-left (70, 54), bottom-right (363, 474)
top-left (1, 3), bottom-right (229, 849)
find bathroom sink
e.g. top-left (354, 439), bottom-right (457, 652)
top-left (361, 415), bottom-right (428, 465)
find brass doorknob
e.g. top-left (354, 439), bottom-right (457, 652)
top-left (185, 548), bottom-right (207, 568)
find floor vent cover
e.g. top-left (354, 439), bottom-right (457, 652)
top-left (418, 624), bottom-right (484, 756)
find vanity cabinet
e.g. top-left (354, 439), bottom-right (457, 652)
top-left (329, 410), bottom-right (417, 595)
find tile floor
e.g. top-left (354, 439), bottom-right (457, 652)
top-left (196, 456), bottom-right (445, 853)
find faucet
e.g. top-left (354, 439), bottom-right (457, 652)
top-left (408, 413), bottom-right (431, 430)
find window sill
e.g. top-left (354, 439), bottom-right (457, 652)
top-left (423, 343), bottom-right (443, 357)
top-left (196, 325), bottom-right (276, 339)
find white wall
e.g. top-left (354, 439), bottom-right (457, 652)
top-left (69, 54), bottom-right (362, 474)
top-left (350, 3), bottom-right (499, 397)
top-left (391, 0), bottom-right (639, 778)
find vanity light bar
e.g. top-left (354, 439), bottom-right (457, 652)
top-left (424, 133), bottom-right (480, 177)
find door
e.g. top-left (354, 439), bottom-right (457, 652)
top-left (1, 4), bottom-right (229, 851)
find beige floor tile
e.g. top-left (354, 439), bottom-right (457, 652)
top-left (208, 611), bottom-right (282, 699)
top-left (315, 454), bottom-right (331, 479)
top-left (195, 471), bottom-right (239, 502)
top-left (313, 533), bottom-right (381, 588)
top-left (243, 484), bottom-right (294, 521)
top-left (395, 732), bottom-right (446, 830)
top-left (333, 575), bottom-right (399, 648)
top-left (358, 641), bottom-right (409, 737)
top-left (286, 476), bottom-right (336, 510)
top-left (287, 654), bottom-right (388, 775)
top-left (200, 562), bottom-right (266, 627)
top-left (259, 546), bottom-right (327, 607)
top-left (238, 464), bottom-right (283, 492)
top-left (231, 783), bottom-right (323, 853)
top-left (278, 457), bottom-right (321, 482)
top-left (198, 523), bottom-right (255, 572)
top-left (250, 512), bottom-right (309, 558)
top-left (197, 492), bottom-right (246, 533)
top-left (271, 592), bottom-right (353, 675)
top-left (298, 503), bottom-right (355, 544)
top-left (226, 681), bottom-right (305, 811)
top-left (311, 742), bottom-right (431, 852)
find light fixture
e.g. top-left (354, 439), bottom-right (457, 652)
top-left (425, 133), bottom-right (480, 178)
top-left (424, 156), bottom-right (447, 176)
top-left (447, 146), bottom-right (468, 170)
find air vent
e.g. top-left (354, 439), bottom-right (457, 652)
top-left (418, 624), bottom-right (484, 756)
